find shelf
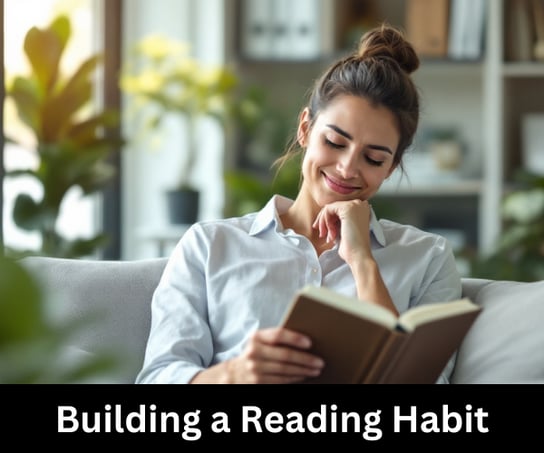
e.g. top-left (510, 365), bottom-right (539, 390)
top-left (417, 60), bottom-right (484, 75)
top-left (502, 62), bottom-right (544, 77)
top-left (378, 179), bottom-right (482, 197)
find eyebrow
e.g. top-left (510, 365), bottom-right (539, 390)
top-left (326, 124), bottom-right (393, 155)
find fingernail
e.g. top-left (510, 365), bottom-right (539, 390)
top-left (313, 358), bottom-right (325, 368)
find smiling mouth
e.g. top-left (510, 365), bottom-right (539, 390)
top-left (322, 172), bottom-right (361, 195)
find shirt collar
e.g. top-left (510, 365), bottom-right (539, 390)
top-left (370, 207), bottom-right (386, 247)
top-left (249, 195), bottom-right (387, 247)
top-left (249, 195), bottom-right (293, 236)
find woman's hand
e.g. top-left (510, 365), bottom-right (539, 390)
top-left (312, 199), bottom-right (398, 315)
top-left (191, 327), bottom-right (324, 384)
top-left (312, 199), bottom-right (372, 265)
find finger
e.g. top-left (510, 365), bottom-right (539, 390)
top-left (314, 211), bottom-right (327, 239)
top-left (248, 330), bottom-right (324, 370)
top-left (253, 357), bottom-right (323, 379)
top-left (323, 211), bottom-right (340, 243)
top-left (253, 342), bottom-right (325, 373)
top-left (254, 327), bottom-right (312, 349)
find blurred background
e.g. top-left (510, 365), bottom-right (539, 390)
top-left (2, 0), bottom-right (544, 280)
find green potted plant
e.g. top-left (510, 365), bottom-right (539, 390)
top-left (120, 34), bottom-right (258, 224)
top-left (425, 127), bottom-right (463, 172)
top-left (5, 15), bottom-right (123, 258)
top-left (470, 170), bottom-right (544, 281)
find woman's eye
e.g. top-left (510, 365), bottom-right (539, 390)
top-left (365, 155), bottom-right (384, 167)
top-left (325, 138), bottom-right (343, 149)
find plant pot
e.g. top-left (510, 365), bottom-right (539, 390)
top-left (429, 139), bottom-right (463, 171)
top-left (166, 188), bottom-right (200, 225)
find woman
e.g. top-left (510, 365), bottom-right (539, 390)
top-left (136, 24), bottom-right (462, 384)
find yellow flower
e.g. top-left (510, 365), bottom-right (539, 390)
top-left (121, 34), bottom-right (240, 121)
top-left (136, 34), bottom-right (189, 60)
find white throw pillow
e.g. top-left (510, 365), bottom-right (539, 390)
top-left (451, 279), bottom-right (544, 383)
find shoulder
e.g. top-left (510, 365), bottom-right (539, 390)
top-left (184, 212), bottom-right (258, 243)
top-left (378, 218), bottom-right (451, 253)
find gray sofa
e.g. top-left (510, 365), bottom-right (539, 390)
top-left (21, 256), bottom-right (544, 384)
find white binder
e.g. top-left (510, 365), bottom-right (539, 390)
top-left (240, 0), bottom-right (273, 60)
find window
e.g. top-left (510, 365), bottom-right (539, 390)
top-left (2, 0), bottom-right (121, 257)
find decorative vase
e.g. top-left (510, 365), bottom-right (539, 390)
top-left (166, 187), bottom-right (200, 225)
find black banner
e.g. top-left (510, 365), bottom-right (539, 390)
top-left (2, 384), bottom-right (542, 447)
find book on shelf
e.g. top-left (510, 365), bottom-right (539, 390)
top-left (239, 0), bottom-right (334, 60)
top-left (448, 0), bottom-right (486, 60)
top-left (405, 0), bottom-right (449, 58)
top-left (240, 0), bottom-right (273, 60)
top-left (530, 0), bottom-right (544, 60)
top-left (505, 0), bottom-right (535, 62)
top-left (281, 285), bottom-right (481, 384)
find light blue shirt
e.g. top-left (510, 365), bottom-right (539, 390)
top-left (136, 195), bottom-right (462, 384)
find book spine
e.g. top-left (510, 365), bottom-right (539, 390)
top-left (448, 0), bottom-right (468, 59)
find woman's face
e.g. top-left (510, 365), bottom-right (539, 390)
top-left (298, 94), bottom-right (400, 207)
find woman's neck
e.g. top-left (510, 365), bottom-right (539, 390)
top-left (280, 192), bottom-right (332, 254)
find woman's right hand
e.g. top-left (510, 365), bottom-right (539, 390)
top-left (190, 327), bottom-right (324, 384)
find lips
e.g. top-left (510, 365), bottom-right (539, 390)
top-left (322, 172), bottom-right (361, 195)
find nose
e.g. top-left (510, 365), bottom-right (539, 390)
top-left (336, 149), bottom-right (360, 179)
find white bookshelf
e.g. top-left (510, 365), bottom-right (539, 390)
top-left (224, 0), bottom-right (544, 258)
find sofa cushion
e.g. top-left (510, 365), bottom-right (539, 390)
top-left (452, 278), bottom-right (544, 383)
top-left (21, 257), bottom-right (168, 383)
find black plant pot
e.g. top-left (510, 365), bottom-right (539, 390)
top-left (166, 188), bottom-right (200, 225)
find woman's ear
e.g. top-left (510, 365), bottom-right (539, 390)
top-left (297, 108), bottom-right (311, 147)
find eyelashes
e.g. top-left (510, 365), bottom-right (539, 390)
top-left (365, 156), bottom-right (384, 167)
top-left (324, 138), bottom-right (384, 167)
top-left (324, 138), bottom-right (343, 149)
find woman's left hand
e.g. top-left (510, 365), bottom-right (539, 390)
top-left (312, 199), bottom-right (372, 266)
top-left (313, 199), bottom-right (398, 315)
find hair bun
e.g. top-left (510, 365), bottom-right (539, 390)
top-left (357, 23), bottom-right (420, 74)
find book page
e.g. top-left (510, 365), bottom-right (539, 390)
top-left (294, 285), bottom-right (398, 330)
top-left (398, 298), bottom-right (479, 332)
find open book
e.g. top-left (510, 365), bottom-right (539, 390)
top-left (280, 285), bottom-right (481, 384)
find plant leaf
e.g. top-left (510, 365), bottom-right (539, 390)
top-left (23, 16), bottom-right (70, 92)
top-left (42, 55), bottom-right (101, 142)
top-left (7, 77), bottom-right (42, 138)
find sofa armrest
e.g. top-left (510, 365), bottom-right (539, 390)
top-left (21, 257), bottom-right (168, 383)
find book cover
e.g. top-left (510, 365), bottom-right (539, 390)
top-left (281, 285), bottom-right (481, 384)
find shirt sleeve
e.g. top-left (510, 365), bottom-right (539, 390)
top-left (413, 235), bottom-right (463, 308)
top-left (417, 235), bottom-right (463, 384)
top-left (136, 225), bottom-right (212, 384)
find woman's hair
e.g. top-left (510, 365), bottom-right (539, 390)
top-left (274, 23), bottom-right (420, 172)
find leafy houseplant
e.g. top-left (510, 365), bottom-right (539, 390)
top-left (425, 127), bottom-right (463, 172)
top-left (120, 34), bottom-right (257, 224)
top-left (5, 15), bottom-right (123, 258)
top-left (470, 171), bottom-right (544, 281)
